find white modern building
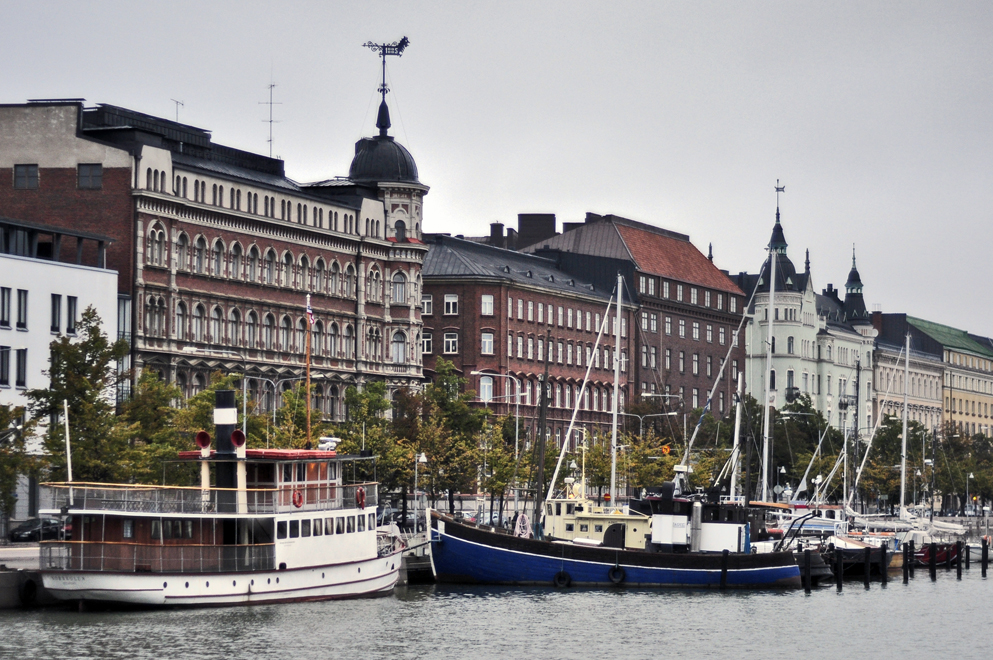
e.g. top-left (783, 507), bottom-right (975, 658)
top-left (0, 216), bottom-right (119, 521)
top-left (735, 210), bottom-right (876, 434)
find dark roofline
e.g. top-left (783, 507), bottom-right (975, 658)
top-left (587, 212), bottom-right (690, 243)
top-left (0, 215), bottom-right (114, 243)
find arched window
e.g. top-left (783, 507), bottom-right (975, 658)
top-left (329, 323), bottom-right (339, 356)
top-left (392, 331), bottom-right (407, 364)
top-left (229, 308), bottom-right (241, 346)
top-left (248, 247), bottom-right (259, 282)
top-left (330, 262), bottom-right (341, 296)
top-left (212, 240), bottom-right (224, 277)
top-left (395, 220), bottom-right (407, 242)
top-left (176, 302), bottom-right (187, 340)
top-left (193, 304), bottom-right (206, 342)
top-left (329, 386), bottom-right (339, 421)
top-left (343, 325), bottom-right (355, 359)
top-left (182, 177), bottom-right (188, 198)
top-left (176, 234), bottom-right (189, 270)
top-left (194, 237), bottom-right (206, 274)
top-left (314, 259), bottom-right (326, 293)
top-left (230, 244), bottom-right (242, 280)
top-left (313, 320), bottom-right (324, 356)
top-left (333, 211), bottom-right (339, 231)
top-left (211, 307), bottom-right (223, 343)
top-left (367, 328), bottom-right (381, 361)
top-left (295, 318), bottom-right (306, 352)
top-left (263, 314), bottom-right (275, 350)
top-left (369, 269), bottom-right (381, 302)
top-left (392, 271), bottom-right (407, 305)
top-left (193, 373), bottom-right (206, 397)
top-left (146, 168), bottom-right (152, 189)
top-left (152, 169), bottom-right (159, 192)
top-left (160, 171), bottom-right (166, 192)
top-left (264, 250), bottom-right (275, 284)
top-left (300, 256), bottom-right (310, 290)
top-left (280, 316), bottom-right (292, 351)
top-left (252, 193), bottom-right (258, 214)
top-left (344, 265), bottom-right (355, 298)
top-left (247, 311), bottom-right (258, 348)
top-left (176, 373), bottom-right (187, 399)
top-left (282, 252), bottom-right (294, 287)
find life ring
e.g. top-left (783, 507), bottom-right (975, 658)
top-left (553, 571), bottom-right (571, 588)
top-left (356, 487), bottom-right (366, 510)
top-left (608, 566), bottom-right (626, 584)
top-left (662, 445), bottom-right (670, 455)
top-left (292, 490), bottom-right (303, 508)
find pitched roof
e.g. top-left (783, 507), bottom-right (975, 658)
top-left (423, 234), bottom-right (610, 300)
top-left (907, 317), bottom-right (993, 358)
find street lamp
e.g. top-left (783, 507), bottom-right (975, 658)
top-left (413, 452), bottom-right (427, 534)
top-left (617, 411), bottom-right (678, 438)
top-left (471, 371), bottom-right (521, 514)
top-left (968, 472), bottom-right (975, 515)
top-left (915, 468), bottom-right (922, 510)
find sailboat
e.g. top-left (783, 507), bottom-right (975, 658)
top-left (429, 275), bottom-right (801, 588)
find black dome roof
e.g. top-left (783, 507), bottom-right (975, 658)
top-left (348, 100), bottom-right (419, 184)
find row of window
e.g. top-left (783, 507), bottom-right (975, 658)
top-left (11, 164), bottom-right (102, 190)
top-left (153, 299), bottom-right (414, 364)
top-left (421, 330), bottom-right (628, 372)
top-left (947, 398), bottom-right (993, 419)
top-left (0, 288), bottom-right (78, 335)
top-left (422, 293), bottom-right (627, 337)
top-left (0, 346), bottom-right (27, 388)
top-left (637, 274), bottom-right (738, 313)
top-left (646, 312), bottom-right (734, 346)
top-left (276, 514), bottom-right (376, 539)
top-left (477, 375), bottom-right (626, 411)
top-left (147, 229), bottom-right (416, 304)
top-left (647, 348), bottom-right (734, 380)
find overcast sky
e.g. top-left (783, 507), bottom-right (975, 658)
top-left (5, 2), bottom-right (992, 334)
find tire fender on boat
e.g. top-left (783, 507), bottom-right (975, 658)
top-left (608, 566), bottom-right (625, 584)
top-left (292, 490), bottom-right (303, 508)
top-left (357, 487), bottom-right (366, 509)
top-left (553, 571), bottom-right (571, 588)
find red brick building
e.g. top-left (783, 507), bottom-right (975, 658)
top-left (0, 99), bottom-right (427, 417)
top-left (422, 234), bottom-right (636, 448)
top-left (524, 213), bottom-right (747, 420)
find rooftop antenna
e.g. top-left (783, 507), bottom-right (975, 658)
top-left (259, 83), bottom-right (281, 158)
top-left (170, 99), bottom-right (184, 122)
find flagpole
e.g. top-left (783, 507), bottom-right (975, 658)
top-left (306, 294), bottom-right (312, 448)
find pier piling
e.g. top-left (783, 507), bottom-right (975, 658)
top-left (803, 549), bottom-right (811, 594)
top-left (863, 547), bottom-right (871, 588)
top-left (982, 538), bottom-right (988, 577)
top-left (957, 542), bottom-right (963, 580)
top-left (903, 544), bottom-right (909, 584)
top-left (929, 543), bottom-right (937, 581)
top-left (909, 541), bottom-right (915, 578)
top-left (834, 545), bottom-right (843, 591)
top-left (881, 545), bottom-right (888, 585)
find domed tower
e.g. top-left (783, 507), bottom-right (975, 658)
top-left (843, 247), bottom-right (869, 322)
top-left (351, 37), bottom-right (428, 243)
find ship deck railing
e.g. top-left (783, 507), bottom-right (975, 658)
top-left (40, 541), bottom-right (276, 573)
top-left (39, 483), bottom-right (378, 516)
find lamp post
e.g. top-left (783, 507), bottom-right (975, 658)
top-left (617, 411), bottom-right (678, 438)
top-left (471, 371), bottom-right (520, 514)
top-left (182, 346), bottom-right (247, 434)
top-left (915, 468), bottom-right (922, 510)
top-left (413, 452), bottom-right (427, 533)
top-left (968, 472), bottom-right (974, 516)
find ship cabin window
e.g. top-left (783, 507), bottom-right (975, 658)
top-left (565, 524), bottom-right (574, 532)
top-left (123, 520), bottom-right (134, 539)
top-left (277, 521), bottom-right (287, 539)
top-left (357, 515), bottom-right (366, 532)
top-left (546, 504), bottom-right (553, 516)
top-left (580, 524), bottom-right (589, 532)
top-left (566, 503), bottom-right (575, 515)
top-left (297, 463), bottom-right (306, 481)
top-left (325, 518), bottom-right (334, 535)
top-left (313, 519), bottom-right (323, 536)
top-left (301, 520), bottom-right (311, 537)
top-left (151, 519), bottom-right (193, 540)
top-left (826, 510), bottom-right (836, 519)
top-left (289, 520), bottom-right (300, 538)
top-left (369, 513), bottom-right (376, 529)
top-left (336, 517), bottom-right (345, 534)
top-left (594, 525), bottom-right (603, 533)
top-left (555, 503), bottom-right (561, 515)
top-left (347, 516), bottom-right (356, 533)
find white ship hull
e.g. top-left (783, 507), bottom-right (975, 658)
top-left (41, 550), bottom-right (401, 607)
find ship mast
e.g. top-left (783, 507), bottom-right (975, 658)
top-left (760, 181), bottom-right (784, 502)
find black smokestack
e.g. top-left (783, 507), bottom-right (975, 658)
top-left (214, 390), bottom-right (237, 498)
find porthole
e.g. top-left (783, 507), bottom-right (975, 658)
top-left (267, 578), bottom-right (271, 584)
top-left (276, 577), bottom-right (280, 584)
top-left (185, 582), bottom-right (189, 588)
top-left (163, 582), bottom-right (168, 588)
top-left (206, 581), bottom-right (210, 587)
top-left (251, 580), bottom-right (254, 586)
top-left (358, 567), bottom-right (361, 573)
top-left (391, 563), bottom-right (395, 570)
top-left (233, 580), bottom-right (237, 587)
top-left (322, 573), bottom-right (325, 578)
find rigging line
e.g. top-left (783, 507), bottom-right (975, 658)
top-left (683, 255), bottom-right (770, 468)
top-left (384, 63), bottom-right (413, 154)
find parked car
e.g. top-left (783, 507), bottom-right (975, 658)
top-left (7, 517), bottom-right (64, 543)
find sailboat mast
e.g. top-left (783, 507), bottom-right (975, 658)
top-left (900, 331), bottom-right (910, 518)
top-left (730, 371), bottom-right (743, 500)
top-left (609, 273), bottom-right (623, 507)
top-left (761, 242), bottom-right (776, 502)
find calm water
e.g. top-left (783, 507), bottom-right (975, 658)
top-left (2, 570), bottom-right (992, 660)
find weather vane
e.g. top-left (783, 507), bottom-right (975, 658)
top-left (775, 179), bottom-right (786, 207)
top-left (363, 37), bottom-right (410, 103)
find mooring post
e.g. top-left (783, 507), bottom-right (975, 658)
top-left (966, 544), bottom-right (971, 569)
top-left (909, 540), bottom-right (915, 578)
top-left (881, 545), bottom-right (888, 585)
top-left (833, 545), bottom-right (843, 591)
top-left (863, 547), bottom-right (871, 588)
top-left (903, 544), bottom-right (909, 584)
top-left (982, 537), bottom-right (989, 578)
top-left (929, 542), bottom-right (937, 581)
top-left (957, 541), bottom-right (963, 580)
top-left (804, 549), bottom-right (811, 594)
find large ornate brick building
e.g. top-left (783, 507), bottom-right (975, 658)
top-left (0, 97), bottom-right (427, 418)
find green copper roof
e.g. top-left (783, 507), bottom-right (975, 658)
top-left (907, 316), bottom-right (993, 358)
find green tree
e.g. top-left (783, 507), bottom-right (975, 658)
top-left (28, 307), bottom-right (133, 483)
top-left (0, 404), bottom-right (36, 518)
top-left (119, 370), bottom-right (182, 483)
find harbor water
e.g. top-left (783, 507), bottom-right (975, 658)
top-left (2, 570), bottom-right (991, 659)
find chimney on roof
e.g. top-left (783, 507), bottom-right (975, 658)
top-left (562, 222), bottom-right (583, 233)
top-left (506, 227), bottom-right (518, 250)
top-left (516, 213), bottom-right (555, 250)
top-left (585, 212), bottom-right (603, 224)
top-left (490, 222), bottom-right (505, 249)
